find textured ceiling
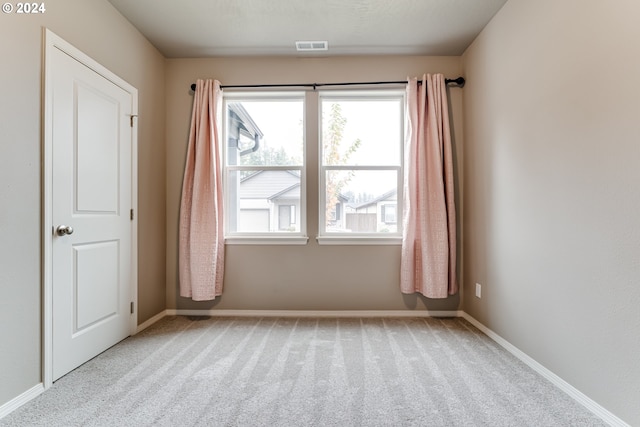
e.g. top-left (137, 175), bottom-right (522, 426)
top-left (107, 0), bottom-right (508, 58)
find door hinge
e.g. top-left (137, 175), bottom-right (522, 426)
top-left (130, 302), bottom-right (134, 314)
top-left (130, 114), bottom-right (137, 127)
top-left (130, 209), bottom-right (134, 220)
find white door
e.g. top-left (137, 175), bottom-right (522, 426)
top-left (49, 43), bottom-right (135, 381)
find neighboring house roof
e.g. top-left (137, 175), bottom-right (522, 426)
top-left (239, 169), bottom-right (351, 203)
top-left (239, 170), bottom-right (300, 199)
top-left (350, 189), bottom-right (397, 209)
top-left (268, 183), bottom-right (300, 201)
top-left (228, 103), bottom-right (263, 156)
top-left (229, 103), bottom-right (263, 139)
top-left (335, 193), bottom-right (349, 203)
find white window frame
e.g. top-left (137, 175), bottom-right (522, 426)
top-left (317, 90), bottom-right (405, 245)
top-left (222, 92), bottom-right (308, 245)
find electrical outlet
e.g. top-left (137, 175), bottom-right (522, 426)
top-left (475, 283), bottom-right (482, 298)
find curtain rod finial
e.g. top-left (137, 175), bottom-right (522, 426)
top-left (190, 83), bottom-right (196, 91)
top-left (447, 77), bottom-right (465, 87)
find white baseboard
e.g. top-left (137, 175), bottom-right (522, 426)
top-left (0, 383), bottom-right (44, 420)
top-left (460, 313), bottom-right (629, 427)
top-left (166, 309), bottom-right (463, 318)
top-left (136, 310), bottom-right (168, 333)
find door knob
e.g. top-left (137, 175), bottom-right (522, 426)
top-left (56, 225), bottom-right (74, 236)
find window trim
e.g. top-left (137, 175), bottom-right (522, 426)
top-left (226, 236), bottom-right (309, 245)
top-left (317, 90), bottom-right (405, 241)
top-left (316, 236), bottom-right (402, 246)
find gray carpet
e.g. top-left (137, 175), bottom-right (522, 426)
top-left (1, 316), bottom-right (606, 427)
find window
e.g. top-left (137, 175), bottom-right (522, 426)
top-left (223, 94), bottom-right (305, 238)
top-left (222, 89), bottom-right (404, 244)
top-left (319, 91), bottom-right (404, 237)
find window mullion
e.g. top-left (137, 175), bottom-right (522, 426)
top-left (322, 165), bottom-right (400, 171)
top-left (227, 165), bottom-right (303, 172)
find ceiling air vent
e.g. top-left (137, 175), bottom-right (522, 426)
top-left (295, 41), bottom-right (328, 52)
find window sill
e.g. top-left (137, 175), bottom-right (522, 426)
top-left (316, 236), bottom-right (402, 246)
top-left (225, 236), bottom-right (309, 245)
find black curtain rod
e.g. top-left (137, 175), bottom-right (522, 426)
top-left (189, 77), bottom-right (465, 92)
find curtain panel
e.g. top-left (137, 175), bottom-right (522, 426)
top-left (178, 79), bottom-right (225, 301)
top-left (401, 74), bottom-right (458, 298)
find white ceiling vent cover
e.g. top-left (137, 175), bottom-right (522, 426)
top-left (295, 41), bottom-right (328, 51)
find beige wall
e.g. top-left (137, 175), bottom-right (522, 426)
top-left (165, 57), bottom-right (464, 312)
top-left (0, 0), bottom-right (166, 408)
top-left (462, 0), bottom-right (640, 424)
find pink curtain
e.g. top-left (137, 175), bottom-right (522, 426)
top-left (401, 74), bottom-right (458, 298)
top-left (179, 79), bottom-right (225, 301)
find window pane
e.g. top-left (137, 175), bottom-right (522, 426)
top-left (325, 170), bottom-right (398, 233)
top-left (227, 169), bottom-right (301, 233)
top-left (321, 98), bottom-right (402, 166)
top-left (227, 100), bottom-right (303, 166)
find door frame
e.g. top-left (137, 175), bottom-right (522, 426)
top-left (42, 28), bottom-right (138, 388)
